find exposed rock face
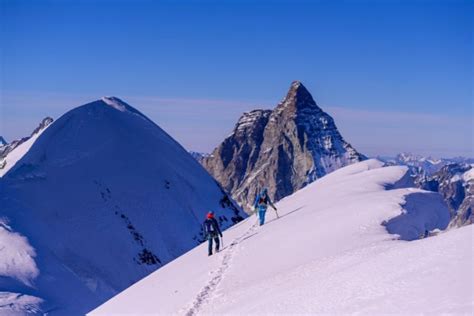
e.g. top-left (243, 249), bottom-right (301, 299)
top-left (202, 81), bottom-right (366, 210)
top-left (419, 163), bottom-right (473, 227)
top-left (0, 117), bottom-right (54, 172)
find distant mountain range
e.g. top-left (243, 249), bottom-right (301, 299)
top-left (376, 153), bottom-right (473, 227)
top-left (379, 152), bottom-right (474, 176)
top-left (189, 151), bottom-right (210, 161)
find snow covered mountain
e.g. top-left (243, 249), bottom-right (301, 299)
top-left (202, 81), bottom-right (366, 211)
top-left (189, 151), bottom-right (210, 162)
top-left (0, 117), bottom-right (54, 176)
top-left (419, 163), bottom-right (473, 227)
top-left (381, 154), bottom-right (474, 227)
top-left (0, 97), bottom-right (245, 315)
top-left (91, 159), bottom-right (472, 315)
top-left (381, 152), bottom-right (474, 177)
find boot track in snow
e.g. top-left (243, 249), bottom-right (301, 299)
top-left (184, 221), bottom-right (259, 316)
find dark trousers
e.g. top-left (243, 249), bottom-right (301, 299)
top-left (208, 233), bottom-right (220, 255)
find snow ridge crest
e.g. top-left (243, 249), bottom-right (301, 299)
top-left (101, 96), bottom-right (129, 112)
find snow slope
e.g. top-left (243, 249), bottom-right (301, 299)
top-left (91, 159), bottom-right (472, 315)
top-left (0, 97), bottom-right (245, 315)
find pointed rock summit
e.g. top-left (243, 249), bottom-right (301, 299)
top-left (202, 81), bottom-right (366, 210)
top-left (278, 80), bottom-right (319, 111)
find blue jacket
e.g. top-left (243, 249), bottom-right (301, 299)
top-left (254, 191), bottom-right (275, 210)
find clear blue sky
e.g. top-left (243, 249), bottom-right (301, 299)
top-left (1, 0), bottom-right (472, 157)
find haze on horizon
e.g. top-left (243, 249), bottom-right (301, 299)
top-left (1, 0), bottom-right (472, 158)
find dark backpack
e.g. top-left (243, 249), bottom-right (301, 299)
top-left (204, 218), bottom-right (218, 236)
top-left (258, 195), bottom-right (268, 205)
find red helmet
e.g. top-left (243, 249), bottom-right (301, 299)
top-left (207, 212), bottom-right (214, 219)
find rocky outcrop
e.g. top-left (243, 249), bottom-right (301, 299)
top-left (202, 81), bottom-right (366, 211)
top-left (419, 163), bottom-right (473, 227)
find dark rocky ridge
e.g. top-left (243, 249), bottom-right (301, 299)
top-left (418, 163), bottom-right (473, 227)
top-left (0, 117), bottom-right (54, 159)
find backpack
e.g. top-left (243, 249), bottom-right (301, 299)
top-left (258, 195), bottom-right (268, 205)
top-left (204, 218), bottom-right (218, 235)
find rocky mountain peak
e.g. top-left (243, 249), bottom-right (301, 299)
top-left (277, 80), bottom-right (320, 113)
top-left (234, 109), bottom-right (272, 136)
top-left (31, 117), bottom-right (54, 136)
top-left (202, 81), bottom-right (366, 211)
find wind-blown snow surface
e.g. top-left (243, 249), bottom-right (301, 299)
top-left (0, 97), bottom-right (244, 315)
top-left (91, 159), bottom-right (472, 315)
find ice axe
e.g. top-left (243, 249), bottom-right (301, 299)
top-left (273, 206), bottom-right (280, 219)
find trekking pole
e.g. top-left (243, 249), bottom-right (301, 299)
top-left (274, 207), bottom-right (280, 218)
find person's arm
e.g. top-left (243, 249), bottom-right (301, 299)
top-left (214, 219), bottom-right (223, 237)
top-left (267, 194), bottom-right (277, 210)
top-left (202, 222), bottom-right (208, 239)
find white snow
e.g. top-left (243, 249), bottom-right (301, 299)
top-left (0, 221), bottom-right (38, 287)
top-left (0, 124), bottom-right (51, 177)
top-left (464, 168), bottom-right (474, 182)
top-left (0, 98), bottom-right (245, 315)
top-left (91, 159), bottom-right (471, 315)
top-left (101, 96), bottom-right (128, 112)
top-left (0, 292), bottom-right (43, 316)
top-left (448, 168), bottom-right (474, 184)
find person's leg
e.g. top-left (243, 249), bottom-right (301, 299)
top-left (214, 236), bottom-right (220, 252)
top-left (259, 209), bottom-right (266, 225)
top-left (208, 236), bottom-right (213, 256)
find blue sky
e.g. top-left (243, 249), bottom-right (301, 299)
top-left (1, 0), bottom-right (472, 157)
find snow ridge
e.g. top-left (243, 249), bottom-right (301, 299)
top-left (101, 97), bottom-right (128, 112)
top-left (184, 221), bottom-right (259, 316)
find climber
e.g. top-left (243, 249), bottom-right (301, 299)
top-left (203, 211), bottom-right (223, 256)
top-left (254, 187), bottom-right (278, 226)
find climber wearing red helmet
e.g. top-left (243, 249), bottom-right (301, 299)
top-left (203, 211), bottom-right (223, 256)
